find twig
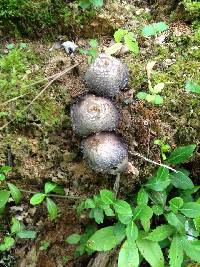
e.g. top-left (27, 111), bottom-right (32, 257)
top-left (130, 151), bottom-right (178, 173)
top-left (113, 173), bottom-right (121, 197)
top-left (20, 189), bottom-right (81, 200)
top-left (0, 62), bottom-right (80, 131)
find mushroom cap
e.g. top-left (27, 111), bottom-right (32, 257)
top-left (84, 53), bottom-right (129, 98)
top-left (70, 94), bottom-right (119, 136)
top-left (81, 132), bottom-right (128, 174)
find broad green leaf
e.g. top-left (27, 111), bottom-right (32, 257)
top-left (124, 33), bottom-right (139, 54)
top-left (166, 145), bottom-right (196, 165)
top-left (180, 202), bottom-right (200, 218)
top-left (152, 205), bottom-right (163, 215)
top-left (185, 80), bottom-right (200, 94)
top-left (165, 212), bottom-right (185, 233)
top-left (152, 83), bottom-right (165, 93)
top-left (169, 197), bottom-right (184, 213)
top-left (92, 0), bottom-right (103, 7)
top-left (114, 200), bottom-right (133, 224)
top-left (100, 189), bottom-right (114, 204)
top-left (0, 174), bottom-right (5, 181)
top-left (93, 207), bottom-right (104, 224)
top-left (89, 39), bottom-right (98, 48)
top-left (1, 166), bottom-right (12, 174)
top-left (79, 0), bottom-right (91, 9)
top-left (7, 183), bottom-right (22, 204)
top-left (0, 190), bottom-right (10, 209)
top-left (0, 236), bottom-right (15, 251)
top-left (137, 188), bottom-right (148, 205)
top-left (44, 182), bottom-right (57, 194)
top-left (169, 234), bottom-right (183, 267)
top-left (185, 219), bottom-right (199, 237)
top-left (113, 223), bottom-right (126, 243)
top-left (140, 206), bottom-right (153, 232)
top-left (181, 236), bottom-right (200, 263)
top-left (11, 217), bottom-right (22, 234)
top-left (136, 92), bottom-right (148, 100)
top-left (154, 95), bottom-right (163, 105)
top-left (87, 226), bottom-right (119, 251)
top-left (145, 167), bottom-right (170, 191)
top-left (20, 43), bottom-right (28, 49)
top-left (146, 94), bottom-right (156, 103)
top-left (66, 233), bottom-right (81, 244)
top-left (136, 236), bottom-right (164, 267)
top-left (145, 225), bottom-right (174, 242)
top-left (170, 171), bottom-right (194, 190)
top-left (193, 217), bottom-right (200, 232)
top-left (6, 43), bottom-right (15, 50)
top-left (142, 22), bottom-right (168, 37)
top-left (114, 28), bottom-right (129, 43)
top-left (103, 205), bottom-right (115, 216)
top-left (148, 191), bottom-right (167, 207)
top-left (30, 193), bottom-right (46, 205)
top-left (105, 43), bottom-right (123, 56)
top-left (16, 230), bottom-right (36, 239)
top-left (118, 240), bottom-right (139, 267)
top-left (126, 221), bottom-right (138, 241)
top-left (85, 198), bottom-right (95, 208)
top-left (46, 197), bottom-right (58, 220)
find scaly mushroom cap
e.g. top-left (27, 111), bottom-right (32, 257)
top-left (70, 95), bottom-right (119, 136)
top-left (81, 132), bottom-right (128, 174)
top-left (84, 53), bottom-right (129, 98)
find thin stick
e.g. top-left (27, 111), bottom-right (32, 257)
top-left (0, 62), bottom-right (80, 131)
top-left (20, 189), bottom-right (81, 199)
top-left (131, 151), bottom-right (178, 173)
top-left (113, 173), bottom-right (121, 197)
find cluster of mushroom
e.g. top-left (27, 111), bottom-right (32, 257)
top-left (70, 53), bottom-right (129, 175)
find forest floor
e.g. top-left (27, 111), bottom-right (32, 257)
top-left (0, 0), bottom-right (200, 266)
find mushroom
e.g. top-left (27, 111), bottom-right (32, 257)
top-left (81, 132), bottom-right (128, 174)
top-left (84, 53), bottom-right (129, 98)
top-left (70, 95), bottom-right (119, 136)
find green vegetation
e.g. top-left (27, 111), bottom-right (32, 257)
top-left (67, 145), bottom-right (200, 266)
top-left (79, 39), bottom-right (99, 63)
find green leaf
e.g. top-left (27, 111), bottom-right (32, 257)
top-left (140, 206), bottom-right (153, 232)
top-left (0, 190), bottom-right (10, 209)
top-left (165, 212), bottom-right (185, 233)
top-left (114, 28), bottom-right (129, 43)
top-left (87, 226), bottom-right (120, 251)
top-left (79, 0), bottom-right (91, 9)
top-left (193, 217), bottom-right (200, 232)
top-left (146, 94), bottom-right (156, 103)
top-left (0, 236), bottom-right (15, 251)
top-left (170, 170), bottom-right (194, 190)
top-left (7, 183), bottom-right (22, 204)
top-left (0, 174), bottom-right (6, 181)
top-left (84, 198), bottom-right (96, 209)
top-left (152, 205), bottom-right (163, 215)
top-left (126, 221), bottom-right (138, 241)
top-left (113, 223), bottom-right (126, 243)
top-left (166, 145), bottom-right (196, 165)
top-left (30, 193), bottom-right (46, 205)
top-left (136, 236), bottom-right (164, 267)
top-left (169, 197), bottom-right (184, 213)
top-left (16, 230), bottom-right (36, 239)
top-left (154, 95), bottom-right (163, 105)
top-left (66, 233), bottom-right (81, 244)
top-left (92, 0), bottom-right (103, 7)
top-left (103, 205), bottom-right (115, 216)
top-left (100, 189), bottom-right (115, 204)
top-left (118, 240), bottom-right (139, 267)
top-left (180, 202), bottom-right (200, 218)
top-left (1, 166), bottom-right (12, 174)
top-left (105, 43), bottom-right (123, 56)
top-left (11, 217), bottom-right (22, 234)
top-left (181, 236), bottom-right (200, 263)
top-left (137, 92), bottom-right (148, 100)
top-left (114, 200), bottom-right (133, 224)
top-left (145, 225), bottom-right (174, 242)
top-left (20, 43), bottom-right (28, 49)
top-left (89, 39), bottom-right (98, 48)
top-left (137, 188), bottom-right (148, 205)
top-left (148, 191), bottom-right (167, 207)
top-left (142, 22), bottom-right (169, 37)
top-left (185, 80), bottom-right (200, 94)
top-left (169, 235), bottom-right (183, 267)
top-left (6, 43), bottom-right (15, 50)
top-left (44, 182), bottom-right (57, 194)
top-left (46, 197), bottom-right (58, 220)
top-left (93, 207), bottom-right (104, 224)
top-left (152, 83), bottom-right (165, 94)
top-left (124, 32), bottom-right (139, 54)
top-left (145, 167), bottom-right (170, 191)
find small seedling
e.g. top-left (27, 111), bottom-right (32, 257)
top-left (79, 39), bottom-right (98, 64)
top-left (39, 241), bottom-right (50, 251)
top-left (106, 28), bottom-right (139, 56)
top-left (137, 61), bottom-right (164, 105)
top-left (154, 139), bottom-right (171, 160)
top-left (141, 22), bottom-right (169, 37)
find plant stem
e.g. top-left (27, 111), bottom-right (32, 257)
top-left (19, 189), bottom-right (81, 200)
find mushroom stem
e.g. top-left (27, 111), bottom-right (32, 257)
top-left (113, 173), bottom-right (121, 198)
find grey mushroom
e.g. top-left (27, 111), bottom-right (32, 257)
top-left (81, 132), bottom-right (128, 174)
top-left (70, 95), bottom-right (119, 136)
top-left (84, 53), bottom-right (129, 98)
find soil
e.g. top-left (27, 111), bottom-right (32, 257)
top-left (0, 0), bottom-right (200, 266)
